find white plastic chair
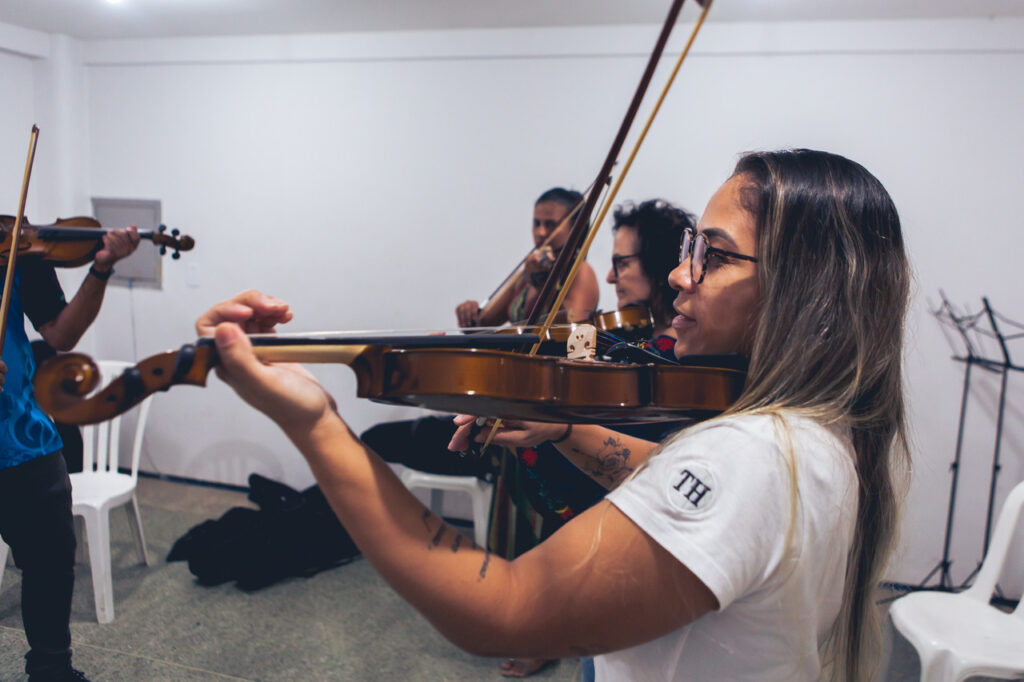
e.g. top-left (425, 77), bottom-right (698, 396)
top-left (71, 359), bottom-right (154, 623)
top-left (400, 469), bottom-right (493, 547)
top-left (890, 478), bottom-right (1024, 682)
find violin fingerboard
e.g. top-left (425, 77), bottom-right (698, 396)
top-left (566, 324), bottom-right (597, 361)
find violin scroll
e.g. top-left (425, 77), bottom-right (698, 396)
top-left (34, 353), bottom-right (104, 422)
top-left (35, 345), bottom-right (217, 425)
top-left (154, 224), bottom-right (195, 259)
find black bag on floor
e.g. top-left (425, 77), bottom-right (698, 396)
top-left (167, 474), bottom-right (361, 591)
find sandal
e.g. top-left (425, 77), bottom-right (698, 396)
top-left (499, 658), bottom-right (556, 678)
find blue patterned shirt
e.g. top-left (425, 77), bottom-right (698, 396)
top-left (0, 262), bottom-right (67, 469)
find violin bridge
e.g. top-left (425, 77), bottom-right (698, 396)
top-left (566, 324), bottom-right (597, 361)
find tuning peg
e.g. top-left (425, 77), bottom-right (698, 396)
top-left (172, 251), bottom-right (181, 260)
top-left (171, 228), bottom-right (179, 237)
top-left (158, 224), bottom-right (167, 234)
top-left (160, 245), bottom-right (167, 255)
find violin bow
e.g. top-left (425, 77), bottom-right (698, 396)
top-left (481, 0), bottom-right (713, 449)
top-left (0, 125), bottom-right (41, 355)
top-left (473, 192), bottom-right (587, 325)
top-left (533, 0), bottom-right (713, 345)
top-left (525, 0), bottom-right (695, 329)
top-left (474, 173), bottom-right (613, 326)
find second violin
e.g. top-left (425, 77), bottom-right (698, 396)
top-left (0, 215), bottom-right (194, 267)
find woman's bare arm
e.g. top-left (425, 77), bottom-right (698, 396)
top-left (449, 419), bottom-right (659, 490)
top-left (289, 412), bottom-right (715, 659)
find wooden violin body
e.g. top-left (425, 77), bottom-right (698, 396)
top-left (34, 334), bottom-right (744, 426)
top-left (361, 347), bottom-right (743, 423)
top-left (588, 304), bottom-right (655, 339)
top-left (0, 215), bottom-right (195, 267)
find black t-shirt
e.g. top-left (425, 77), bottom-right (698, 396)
top-left (18, 260), bottom-right (68, 331)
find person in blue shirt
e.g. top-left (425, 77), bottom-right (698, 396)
top-left (0, 225), bottom-right (139, 682)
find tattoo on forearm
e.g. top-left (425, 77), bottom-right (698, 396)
top-left (430, 525), bottom-right (445, 548)
top-left (420, 509), bottom-right (432, 532)
top-left (450, 534), bottom-right (463, 553)
top-left (478, 550), bottom-right (491, 579)
top-left (571, 436), bottom-right (634, 486)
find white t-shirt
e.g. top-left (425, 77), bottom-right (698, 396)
top-left (595, 413), bottom-right (857, 682)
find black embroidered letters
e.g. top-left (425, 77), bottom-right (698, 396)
top-left (673, 468), bottom-right (712, 508)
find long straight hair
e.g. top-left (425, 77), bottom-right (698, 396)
top-left (729, 149), bottom-right (910, 681)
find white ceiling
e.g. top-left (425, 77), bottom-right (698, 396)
top-left (0, 0), bottom-right (1022, 41)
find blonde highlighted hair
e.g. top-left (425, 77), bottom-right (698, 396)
top-left (676, 150), bottom-right (910, 680)
top-left (733, 150), bottom-right (909, 679)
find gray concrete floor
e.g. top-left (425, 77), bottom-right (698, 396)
top-left (0, 477), bottom-right (578, 681)
top-left (0, 476), bottom-right (944, 681)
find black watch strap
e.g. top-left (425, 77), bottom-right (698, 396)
top-left (89, 265), bottom-right (114, 281)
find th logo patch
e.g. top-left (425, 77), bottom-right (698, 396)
top-left (669, 465), bottom-right (715, 513)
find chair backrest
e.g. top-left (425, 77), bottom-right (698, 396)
top-left (80, 360), bottom-right (154, 482)
top-left (962, 478), bottom-right (1024, 616)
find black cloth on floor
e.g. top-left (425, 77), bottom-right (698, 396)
top-left (167, 474), bottom-right (360, 591)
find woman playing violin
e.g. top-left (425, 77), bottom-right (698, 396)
top-left (198, 149), bottom-right (908, 682)
top-left (455, 187), bottom-right (600, 327)
top-left (484, 198), bottom-right (697, 559)
top-left (485, 197), bottom-right (696, 677)
top-left (606, 198), bottom-right (696, 358)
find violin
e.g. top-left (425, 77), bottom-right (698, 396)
top-left (32, 333), bottom-right (745, 427)
top-left (593, 304), bottom-right (656, 335)
top-left (0, 215), bottom-right (194, 267)
top-left (495, 305), bottom-right (655, 358)
top-left (567, 304), bottom-right (655, 340)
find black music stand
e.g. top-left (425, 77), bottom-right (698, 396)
top-left (912, 293), bottom-right (1024, 595)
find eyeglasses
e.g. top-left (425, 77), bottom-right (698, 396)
top-left (679, 228), bottom-right (758, 284)
top-left (611, 253), bottom-right (642, 276)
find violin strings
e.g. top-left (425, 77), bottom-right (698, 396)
top-left (246, 323), bottom-right (615, 340)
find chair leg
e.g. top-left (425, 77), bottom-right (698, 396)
top-left (429, 489), bottom-right (445, 516)
top-left (126, 495), bottom-right (151, 566)
top-left (470, 481), bottom-right (493, 548)
top-left (918, 648), bottom-right (960, 682)
top-left (81, 510), bottom-right (115, 624)
top-left (0, 539), bottom-right (8, 590)
top-left (73, 516), bottom-right (86, 564)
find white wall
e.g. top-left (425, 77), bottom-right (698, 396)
top-left (0, 27), bottom-right (45, 219)
top-left (2, 15), bottom-right (1023, 591)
